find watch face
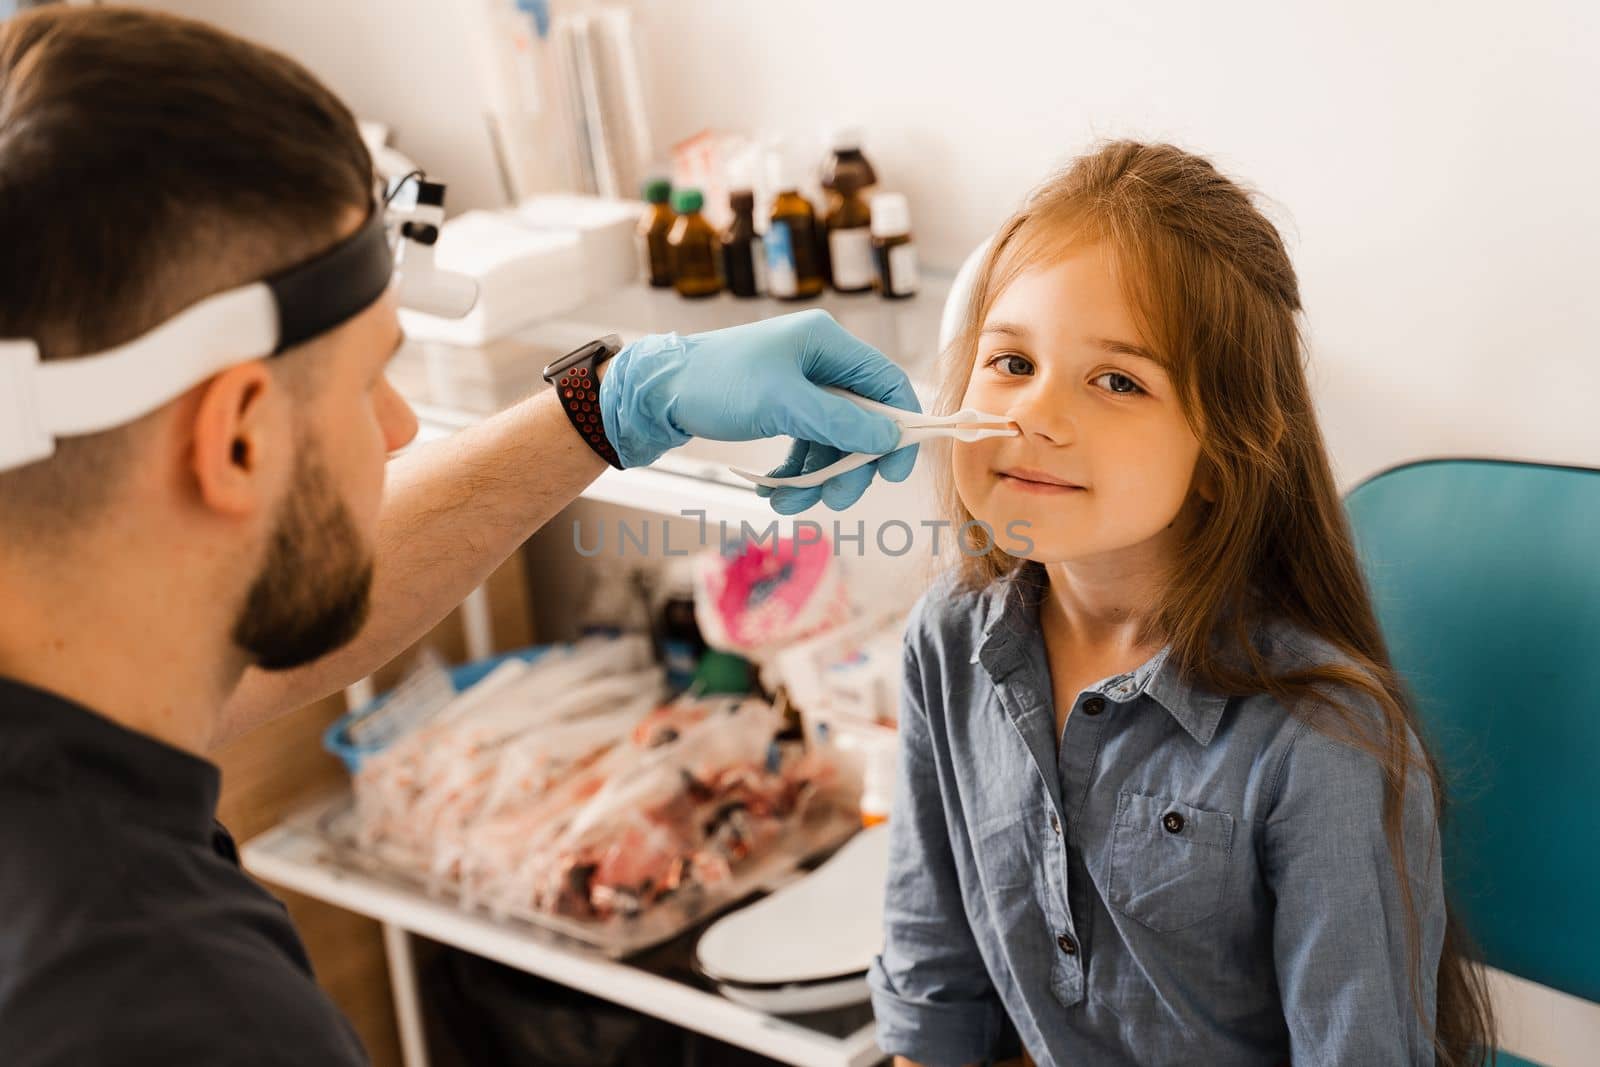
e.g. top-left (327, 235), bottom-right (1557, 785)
top-left (544, 341), bottom-right (595, 380)
top-left (544, 336), bottom-right (620, 381)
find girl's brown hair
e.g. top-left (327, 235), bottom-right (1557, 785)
top-left (935, 140), bottom-right (1494, 1064)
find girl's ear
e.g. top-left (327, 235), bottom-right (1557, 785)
top-left (1194, 460), bottom-right (1218, 504)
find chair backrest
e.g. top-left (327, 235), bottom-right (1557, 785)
top-left (1344, 458), bottom-right (1600, 1003)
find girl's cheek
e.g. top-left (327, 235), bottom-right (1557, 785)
top-left (950, 443), bottom-right (990, 502)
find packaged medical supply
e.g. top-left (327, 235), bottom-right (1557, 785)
top-left (326, 634), bottom-right (855, 957)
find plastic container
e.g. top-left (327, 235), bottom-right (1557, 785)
top-left (859, 733), bottom-right (898, 827)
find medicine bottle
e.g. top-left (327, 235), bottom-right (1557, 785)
top-left (825, 174), bottom-right (874, 294)
top-left (638, 177), bottom-right (675, 288)
top-left (859, 734), bottom-right (897, 828)
top-left (722, 189), bottom-right (765, 298)
top-left (668, 188), bottom-right (723, 299)
top-left (870, 192), bottom-right (919, 300)
top-left (766, 172), bottom-right (825, 301)
top-left (820, 126), bottom-right (878, 201)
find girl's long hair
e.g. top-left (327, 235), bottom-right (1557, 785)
top-left (934, 140), bottom-right (1495, 1065)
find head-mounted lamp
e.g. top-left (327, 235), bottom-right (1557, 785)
top-left (0, 173), bottom-right (476, 473)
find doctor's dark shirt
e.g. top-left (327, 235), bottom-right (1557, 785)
top-left (867, 562), bottom-right (1445, 1066)
top-left (0, 675), bottom-right (368, 1066)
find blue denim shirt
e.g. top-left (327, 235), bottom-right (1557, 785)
top-left (867, 562), bottom-right (1444, 1066)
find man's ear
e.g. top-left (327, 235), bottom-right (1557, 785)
top-left (188, 361), bottom-right (284, 518)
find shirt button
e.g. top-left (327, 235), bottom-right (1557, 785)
top-left (1049, 811), bottom-right (1061, 835)
top-left (1162, 811), bottom-right (1185, 834)
top-left (1083, 697), bottom-right (1106, 716)
top-left (1056, 934), bottom-right (1078, 956)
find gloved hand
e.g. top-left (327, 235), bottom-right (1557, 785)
top-left (598, 309), bottom-right (922, 513)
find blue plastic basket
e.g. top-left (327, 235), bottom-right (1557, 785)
top-left (322, 644), bottom-right (557, 774)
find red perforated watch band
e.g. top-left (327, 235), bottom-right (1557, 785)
top-left (544, 336), bottom-right (623, 469)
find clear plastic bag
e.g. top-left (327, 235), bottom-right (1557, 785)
top-left (337, 638), bottom-right (855, 956)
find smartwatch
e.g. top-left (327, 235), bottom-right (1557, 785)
top-left (542, 334), bottom-right (624, 469)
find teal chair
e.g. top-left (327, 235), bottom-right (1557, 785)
top-left (1345, 458), bottom-right (1600, 1067)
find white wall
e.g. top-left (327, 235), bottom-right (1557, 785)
top-left (152, 0), bottom-right (1599, 485)
top-left (624, 0), bottom-right (1600, 486)
top-left (149, 0), bottom-right (517, 211)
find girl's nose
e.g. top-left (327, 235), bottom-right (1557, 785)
top-left (1006, 379), bottom-right (1076, 446)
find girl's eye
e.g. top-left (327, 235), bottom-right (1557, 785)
top-left (1093, 371), bottom-right (1145, 396)
top-left (985, 352), bottom-right (1034, 376)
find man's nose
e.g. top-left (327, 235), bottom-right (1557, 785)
top-left (379, 377), bottom-right (420, 453)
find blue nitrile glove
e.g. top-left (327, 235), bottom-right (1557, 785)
top-left (598, 309), bottom-right (921, 513)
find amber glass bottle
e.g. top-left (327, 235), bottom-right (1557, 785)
top-left (638, 178), bottom-right (675, 288)
top-left (820, 126), bottom-right (879, 200)
top-left (870, 192), bottom-right (919, 300)
top-left (825, 174), bottom-right (874, 294)
top-left (722, 190), bottom-right (765, 298)
top-left (766, 184), bottom-right (825, 300)
top-left (667, 188), bottom-right (723, 299)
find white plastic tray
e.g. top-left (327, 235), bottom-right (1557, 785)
top-left (299, 794), bottom-right (860, 959)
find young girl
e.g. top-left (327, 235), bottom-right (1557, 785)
top-left (866, 142), bottom-right (1495, 1066)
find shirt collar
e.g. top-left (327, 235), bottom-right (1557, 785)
top-left (0, 674), bottom-right (222, 841)
top-left (970, 561), bottom-right (1233, 746)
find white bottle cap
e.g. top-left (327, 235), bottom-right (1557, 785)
top-left (869, 192), bottom-right (911, 238)
top-left (827, 124), bottom-right (864, 152)
top-left (768, 141), bottom-right (808, 193)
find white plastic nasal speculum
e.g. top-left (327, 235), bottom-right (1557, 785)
top-left (729, 385), bottom-right (1019, 490)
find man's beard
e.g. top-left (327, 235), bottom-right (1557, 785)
top-left (233, 442), bottom-right (374, 672)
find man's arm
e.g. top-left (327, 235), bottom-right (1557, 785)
top-left (216, 371), bottom-right (608, 746)
top-left (217, 310), bottom-right (922, 746)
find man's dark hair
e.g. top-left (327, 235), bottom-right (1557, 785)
top-left (0, 5), bottom-right (374, 529)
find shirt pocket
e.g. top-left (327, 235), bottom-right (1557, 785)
top-left (1106, 790), bottom-right (1235, 933)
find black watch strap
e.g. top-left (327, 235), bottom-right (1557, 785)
top-left (543, 335), bottom-right (624, 469)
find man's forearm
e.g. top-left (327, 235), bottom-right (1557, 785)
top-left (216, 375), bottom-right (609, 746)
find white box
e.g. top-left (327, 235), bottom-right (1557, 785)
top-left (398, 211), bottom-right (587, 347)
top-left (516, 194), bottom-right (644, 300)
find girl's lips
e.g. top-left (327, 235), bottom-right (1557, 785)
top-left (996, 471), bottom-right (1087, 494)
